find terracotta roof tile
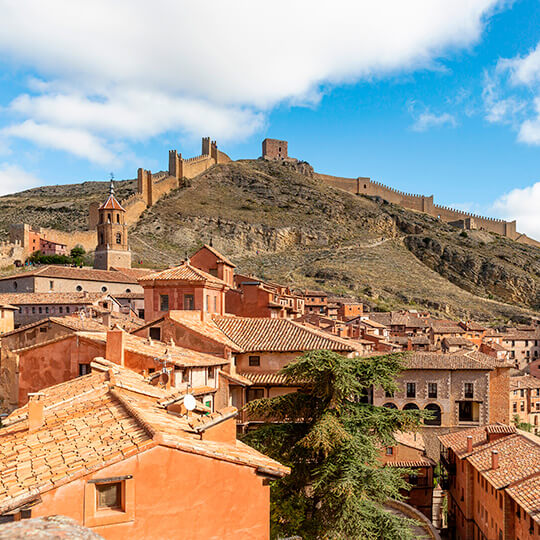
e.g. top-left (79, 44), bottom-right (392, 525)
top-left (212, 316), bottom-right (356, 352)
top-left (467, 434), bottom-right (540, 489)
top-left (402, 351), bottom-right (500, 370)
top-left (506, 473), bottom-right (540, 524)
top-left (510, 375), bottom-right (540, 390)
top-left (0, 266), bottom-right (139, 284)
top-left (385, 459), bottom-right (433, 468)
top-left (194, 245), bottom-right (236, 268)
top-left (98, 193), bottom-right (125, 211)
top-left (138, 262), bottom-right (228, 285)
top-left (238, 372), bottom-right (303, 386)
top-left (438, 424), bottom-right (516, 456)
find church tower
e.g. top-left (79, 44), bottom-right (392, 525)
top-left (93, 181), bottom-right (132, 270)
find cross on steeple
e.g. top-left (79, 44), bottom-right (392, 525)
top-left (109, 173), bottom-right (115, 195)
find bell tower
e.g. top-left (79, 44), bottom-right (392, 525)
top-left (93, 181), bottom-right (132, 270)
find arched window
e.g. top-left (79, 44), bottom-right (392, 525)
top-left (117, 214), bottom-right (120, 223)
top-left (424, 404), bottom-right (442, 426)
top-left (115, 233), bottom-right (122, 244)
top-left (107, 213), bottom-right (111, 223)
top-left (383, 403), bottom-right (397, 409)
top-left (100, 233), bottom-right (104, 245)
top-left (100, 214), bottom-right (103, 224)
top-left (403, 403), bottom-right (419, 410)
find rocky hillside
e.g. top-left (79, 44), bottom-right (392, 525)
top-left (128, 160), bottom-right (540, 322)
top-left (1, 159), bottom-right (539, 322)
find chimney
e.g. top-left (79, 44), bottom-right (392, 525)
top-left (466, 435), bottom-right (473, 453)
top-left (106, 328), bottom-right (125, 366)
top-left (101, 312), bottom-right (111, 328)
top-left (491, 450), bottom-right (499, 470)
top-left (28, 392), bottom-right (45, 432)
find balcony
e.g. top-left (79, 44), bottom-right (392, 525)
top-left (440, 452), bottom-right (456, 475)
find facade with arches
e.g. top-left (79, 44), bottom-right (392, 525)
top-left (375, 352), bottom-right (511, 428)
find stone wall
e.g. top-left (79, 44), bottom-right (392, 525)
top-left (315, 172), bottom-right (539, 247)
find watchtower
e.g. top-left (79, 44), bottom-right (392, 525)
top-left (262, 138), bottom-right (288, 160)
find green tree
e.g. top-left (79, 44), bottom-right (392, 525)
top-left (70, 245), bottom-right (86, 266)
top-left (243, 350), bottom-right (425, 540)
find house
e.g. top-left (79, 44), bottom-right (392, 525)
top-left (438, 425), bottom-right (540, 540)
top-left (441, 336), bottom-right (476, 354)
top-left (0, 266), bottom-right (149, 296)
top-left (380, 431), bottom-right (435, 519)
top-left (499, 329), bottom-right (540, 370)
top-left (328, 297), bottom-right (364, 320)
top-left (111, 292), bottom-right (145, 319)
top-left (138, 261), bottom-right (229, 322)
top-left (132, 311), bottom-right (363, 429)
top-left (189, 244), bottom-right (235, 287)
top-left (0, 362), bottom-right (288, 539)
top-left (369, 311), bottom-right (429, 337)
top-left (510, 375), bottom-right (540, 434)
top-left (429, 320), bottom-right (466, 348)
top-left (458, 320), bottom-right (487, 346)
top-left (372, 351), bottom-right (512, 428)
top-left (0, 292), bottom-right (119, 327)
top-left (301, 290), bottom-right (328, 315)
top-left (0, 327), bottom-right (228, 414)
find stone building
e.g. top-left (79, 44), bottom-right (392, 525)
top-left (262, 138), bottom-right (288, 160)
top-left (372, 351), bottom-right (511, 428)
top-left (499, 328), bottom-right (540, 370)
top-left (0, 305), bottom-right (17, 335)
top-left (93, 182), bottom-right (131, 270)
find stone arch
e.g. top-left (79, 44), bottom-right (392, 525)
top-left (424, 403), bottom-right (442, 426)
top-left (383, 402), bottom-right (398, 409)
top-left (403, 403), bottom-right (419, 410)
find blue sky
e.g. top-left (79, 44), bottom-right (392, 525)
top-left (0, 1), bottom-right (540, 237)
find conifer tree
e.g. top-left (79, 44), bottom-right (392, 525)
top-left (243, 350), bottom-right (425, 539)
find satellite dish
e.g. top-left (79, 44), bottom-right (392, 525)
top-left (184, 394), bottom-right (196, 411)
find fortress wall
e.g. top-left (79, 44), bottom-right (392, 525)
top-left (41, 229), bottom-right (96, 252)
top-left (313, 173), bottom-right (358, 194)
top-left (432, 204), bottom-right (511, 236)
top-left (217, 150), bottom-right (232, 164)
top-left (182, 155), bottom-right (216, 178)
top-left (150, 175), bottom-right (178, 202)
top-left (122, 194), bottom-right (147, 227)
top-left (515, 234), bottom-right (540, 248)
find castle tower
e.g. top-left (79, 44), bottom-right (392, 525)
top-left (93, 181), bottom-right (132, 270)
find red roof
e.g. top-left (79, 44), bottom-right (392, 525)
top-left (98, 193), bottom-right (125, 211)
top-left (138, 262), bottom-right (228, 286)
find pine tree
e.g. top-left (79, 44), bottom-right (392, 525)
top-left (243, 350), bottom-right (425, 539)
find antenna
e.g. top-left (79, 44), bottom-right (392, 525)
top-left (184, 393), bottom-right (196, 411)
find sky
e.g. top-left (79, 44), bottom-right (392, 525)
top-left (0, 1), bottom-right (540, 237)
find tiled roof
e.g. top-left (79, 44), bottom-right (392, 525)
top-left (369, 312), bottom-right (428, 328)
top-left (385, 459), bottom-right (433, 468)
top-left (77, 331), bottom-right (228, 368)
top-left (430, 320), bottom-right (465, 334)
top-left (0, 292), bottom-right (105, 306)
top-left (394, 431), bottom-right (425, 451)
top-left (442, 337), bottom-right (475, 347)
top-left (506, 473), bottom-right (540, 525)
top-left (238, 372), bottom-right (304, 386)
top-left (98, 193), bottom-right (125, 211)
top-left (166, 311), bottom-right (242, 351)
top-left (402, 351), bottom-right (497, 370)
top-left (501, 330), bottom-right (540, 340)
top-left (111, 267), bottom-right (154, 281)
top-left (438, 424), bottom-right (516, 456)
top-left (460, 320), bottom-right (486, 332)
top-left (467, 434), bottom-right (540, 489)
top-left (194, 245), bottom-right (236, 268)
top-left (138, 261), bottom-right (228, 285)
top-left (0, 266), bottom-right (139, 284)
top-left (212, 316), bottom-right (357, 352)
top-left (510, 375), bottom-right (540, 390)
top-left (0, 371), bottom-right (288, 513)
top-left (219, 370), bottom-right (253, 386)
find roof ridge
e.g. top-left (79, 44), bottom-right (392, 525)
top-left (109, 388), bottom-right (160, 440)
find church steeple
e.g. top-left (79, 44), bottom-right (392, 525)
top-left (93, 179), bottom-right (132, 270)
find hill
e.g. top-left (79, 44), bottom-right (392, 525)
top-left (1, 159), bottom-right (539, 322)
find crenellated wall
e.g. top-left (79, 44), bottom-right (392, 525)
top-left (314, 172), bottom-right (539, 247)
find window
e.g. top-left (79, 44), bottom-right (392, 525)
top-left (45, 307), bottom-right (49, 314)
top-left (406, 382), bottom-right (416, 398)
top-left (38, 307), bottom-right (42, 314)
top-left (386, 447), bottom-right (393, 455)
top-left (464, 383), bottom-right (474, 399)
top-left (520, 389), bottom-right (525, 398)
top-left (66, 307), bottom-right (70, 313)
top-left (160, 294), bottom-right (169, 312)
top-left (247, 388), bottom-right (265, 402)
top-left (428, 382), bottom-right (438, 398)
top-left (513, 403), bottom-right (517, 412)
top-left (101, 286), bottom-right (107, 293)
top-left (205, 295), bottom-right (210, 312)
top-left (59, 306), bottom-right (63, 314)
top-left (79, 364), bottom-right (91, 376)
top-left (13, 281), bottom-right (17, 291)
top-left (49, 280), bottom-right (54, 290)
top-left (520, 402), bottom-right (525, 412)
top-left (149, 327), bottom-right (161, 341)
top-left (125, 288), bottom-right (131, 293)
top-left (249, 355), bottom-right (260, 366)
top-left (107, 213), bottom-right (111, 223)
top-left (116, 214), bottom-right (120, 224)
top-left (96, 482), bottom-right (122, 510)
top-left (183, 294), bottom-right (194, 310)
top-left (76, 285), bottom-right (83, 292)
top-left (213, 296), bottom-right (217, 313)
top-left (424, 403), bottom-right (442, 426)
top-left (385, 390), bottom-right (394, 398)
top-left (115, 233), bottom-right (122, 244)
top-left (100, 233), bottom-right (104, 245)
top-left (459, 401), bottom-right (479, 422)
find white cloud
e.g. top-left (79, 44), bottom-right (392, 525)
top-left (492, 182), bottom-right (540, 239)
top-left (0, 0), bottom-right (500, 163)
top-left (1, 121), bottom-right (116, 165)
top-left (0, 163), bottom-right (42, 196)
top-left (517, 97), bottom-right (540, 144)
top-left (412, 111), bottom-right (457, 131)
